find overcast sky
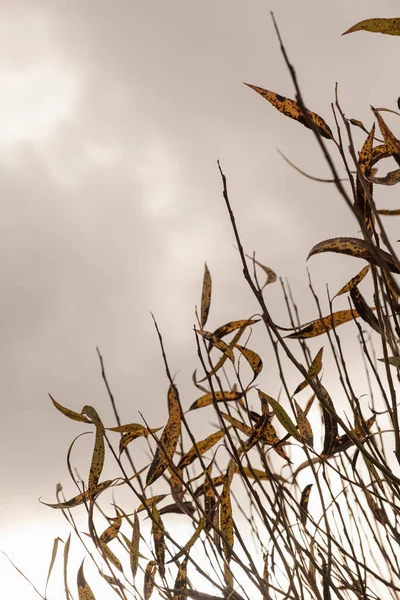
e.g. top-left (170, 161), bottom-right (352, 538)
top-left (2, 1), bottom-right (400, 598)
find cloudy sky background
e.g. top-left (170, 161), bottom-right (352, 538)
top-left (1, 0), bottom-right (400, 597)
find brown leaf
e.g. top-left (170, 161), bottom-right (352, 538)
top-left (300, 484), bottom-right (313, 526)
top-left (355, 124), bottom-right (375, 232)
top-left (368, 168), bottom-right (400, 186)
top-left (294, 399), bottom-right (314, 448)
top-left (286, 309), bottom-right (363, 339)
top-left (350, 286), bottom-right (380, 333)
top-left (318, 385), bottom-right (338, 458)
top-left (77, 560), bottom-right (96, 600)
top-left (81, 406), bottom-right (105, 495)
top-left (235, 344), bottom-right (263, 381)
top-left (294, 347), bottom-right (324, 393)
top-left (146, 384), bottom-right (181, 486)
top-left (372, 108), bottom-right (400, 167)
top-left (220, 475), bottom-right (234, 560)
top-left (245, 84), bottom-right (333, 140)
top-left (212, 319), bottom-right (260, 340)
top-left (178, 429), bottom-right (227, 469)
top-left (144, 561), bottom-right (157, 600)
top-left (200, 263), bottom-right (212, 328)
top-left (307, 237), bottom-right (400, 274)
top-left (130, 512), bottom-right (140, 580)
top-left (189, 391), bottom-right (244, 411)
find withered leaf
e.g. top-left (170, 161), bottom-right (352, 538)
top-left (343, 18), bottom-right (400, 36)
top-left (200, 263), bottom-right (212, 328)
top-left (235, 344), bottom-right (263, 380)
top-left (308, 237), bottom-right (400, 274)
top-left (189, 390), bottom-right (244, 411)
top-left (286, 309), bottom-right (363, 339)
top-left (300, 484), bottom-right (313, 527)
top-left (245, 84), bottom-right (333, 140)
top-left (334, 265), bottom-right (370, 298)
top-left (350, 286), bottom-right (380, 333)
top-left (178, 429), bottom-right (227, 470)
top-left (294, 347), bottom-right (323, 394)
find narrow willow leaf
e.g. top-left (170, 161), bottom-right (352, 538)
top-left (235, 344), bottom-right (263, 380)
top-left (81, 406), bottom-right (105, 494)
top-left (364, 456), bottom-right (384, 492)
top-left (120, 427), bottom-right (162, 454)
top-left (294, 400), bottom-right (314, 447)
top-left (196, 330), bottom-right (235, 362)
top-left (220, 475), bottom-right (234, 560)
top-left (100, 541), bottom-right (123, 572)
top-left (189, 391), bottom-right (244, 411)
top-left (372, 143), bottom-right (391, 165)
top-left (343, 17), bottom-right (400, 36)
top-left (45, 537), bottom-right (62, 596)
top-left (260, 392), bottom-right (302, 442)
top-left (200, 325), bottom-right (248, 381)
top-left (308, 237), bottom-right (400, 273)
top-left (77, 560), bottom-right (96, 600)
top-left (144, 560), bottom-right (157, 600)
top-left (152, 505), bottom-right (166, 578)
top-left (294, 347), bottom-right (323, 393)
top-left (368, 168), bottom-right (400, 186)
top-left (286, 308), bottom-right (365, 339)
top-left (332, 415), bottom-right (376, 455)
top-left (244, 253), bottom-right (277, 286)
top-left (63, 534), bottom-right (71, 600)
top-left (373, 108), bottom-right (400, 167)
top-left (174, 557), bottom-right (189, 600)
top-left (350, 286), bottom-right (380, 333)
top-left (212, 318), bottom-right (260, 340)
top-left (220, 412), bottom-right (253, 437)
top-left (146, 384), bottom-right (181, 486)
top-left (349, 118), bottom-right (369, 134)
top-left (40, 479), bottom-right (115, 509)
top-left (100, 514), bottom-right (122, 545)
top-left (130, 512), bottom-right (140, 579)
top-left (178, 429), bottom-right (227, 469)
top-left (300, 484), bottom-right (313, 526)
top-left (245, 84), bottom-right (333, 140)
top-left (355, 124), bottom-right (375, 232)
top-left (304, 393), bottom-right (315, 417)
top-left (137, 494), bottom-right (168, 513)
top-left (364, 489), bottom-right (388, 525)
top-left (167, 517), bottom-right (206, 563)
top-left (201, 263), bottom-right (212, 328)
top-left (318, 385), bottom-right (338, 458)
top-left (49, 394), bottom-right (91, 423)
top-left (159, 501), bottom-right (196, 517)
top-left (108, 423), bottom-right (159, 434)
top-left (334, 265), bottom-right (370, 298)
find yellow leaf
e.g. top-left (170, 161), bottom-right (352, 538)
top-left (200, 263), bottom-right (212, 328)
top-left (40, 479), bottom-right (114, 509)
top-left (235, 344), bottom-right (263, 380)
top-left (81, 406), bottom-right (105, 494)
top-left (244, 253), bottom-right (277, 286)
top-left (318, 385), bottom-right (338, 458)
top-left (189, 391), bottom-right (244, 411)
top-left (100, 514), bottom-right (122, 545)
top-left (334, 265), bottom-right (370, 298)
top-left (378, 208), bottom-right (400, 215)
top-left (286, 308), bottom-right (366, 339)
top-left (369, 168), bottom-right (400, 186)
top-left (137, 494), bottom-right (168, 513)
top-left (308, 236), bottom-right (400, 273)
top-left (77, 560), bottom-right (96, 600)
top-left (178, 429), bottom-right (227, 469)
top-left (212, 318), bottom-right (260, 340)
top-left (174, 557), bottom-right (189, 600)
top-left (144, 560), bottom-right (157, 600)
top-left (151, 505), bottom-right (166, 578)
top-left (119, 426), bottom-right (162, 454)
top-left (245, 84), bottom-right (333, 140)
top-left (130, 511), bottom-right (140, 579)
top-left (220, 475), bottom-right (234, 560)
top-left (100, 541), bottom-right (122, 572)
top-left (372, 108), bottom-right (400, 167)
top-left (343, 18), bottom-right (400, 36)
top-left (294, 347), bottom-right (324, 393)
top-left (49, 394), bottom-right (91, 423)
top-left (220, 412), bottom-right (253, 436)
top-left (355, 124), bottom-right (375, 233)
top-left (294, 400), bottom-right (314, 448)
top-left (146, 384), bottom-right (181, 486)
top-left (167, 517), bottom-right (206, 563)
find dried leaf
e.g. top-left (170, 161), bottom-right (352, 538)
top-left (318, 385), bottom-right (338, 458)
top-left (77, 561), bottom-right (96, 600)
top-left (294, 400), bottom-right (314, 447)
top-left (235, 344), bottom-right (263, 380)
top-left (368, 168), bottom-right (400, 186)
top-left (174, 557), bottom-right (189, 600)
top-left (334, 265), bottom-right (370, 298)
top-left (119, 427), bottom-right (162, 454)
top-left (137, 494), bottom-right (168, 513)
top-left (151, 505), bottom-right (166, 578)
top-left (100, 514), bottom-right (122, 545)
top-left (378, 356), bottom-right (400, 367)
top-left (220, 412), bottom-right (253, 437)
top-left (308, 237), bottom-right (400, 273)
top-left (244, 253), bottom-right (277, 286)
top-left (196, 330), bottom-right (235, 363)
top-left (201, 263), bottom-right (212, 328)
top-left (146, 384), bottom-right (181, 486)
top-left (286, 308), bottom-right (366, 339)
top-left (81, 406), bottom-right (105, 494)
top-left (100, 541), bottom-right (122, 572)
top-left (167, 517), bottom-right (206, 563)
top-left (300, 484), bottom-right (313, 526)
top-left (378, 208), bottom-right (400, 215)
top-left (294, 347), bottom-right (323, 393)
top-left (212, 319), bottom-right (260, 340)
top-left (40, 479), bottom-right (114, 509)
top-left (130, 512), bottom-right (140, 579)
top-left (189, 391), bottom-right (244, 411)
top-left (144, 560), bottom-right (157, 600)
top-left (372, 108), bottom-right (400, 167)
top-left (220, 475), bottom-right (234, 560)
top-left (350, 286), bottom-right (380, 333)
top-left (260, 392), bottom-right (302, 442)
top-left (245, 84), bottom-right (333, 140)
top-left (178, 429), bottom-right (227, 470)
top-left (355, 124), bottom-right (375, 232)
top-left (49, 394), bottom-right (91, 424)
top-left (343, 18), bottom-right (400, 36)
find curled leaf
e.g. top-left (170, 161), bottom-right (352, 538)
top-left (334, 265), bottom-right (370, 298)
top-left (308, 237), bottom-right (400, 274)
top-left (235, 344), bottom-right (263, 380)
